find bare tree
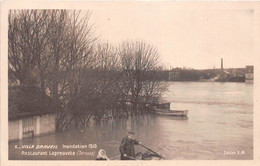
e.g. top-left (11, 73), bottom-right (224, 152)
top-left (8, 10), bottom-right (52, 90)
top-left (8, 10), bottom-right (168, 130)
top-left (118, 40), bottom-right (166, 115)
top-left (70, 43), bottom-right (121, 124)
top-left (8, 9), bottom-right (98, 130)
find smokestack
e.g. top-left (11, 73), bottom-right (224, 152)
top-left (221, 58), bottom-right (223, 70)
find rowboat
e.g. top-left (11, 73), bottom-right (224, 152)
top-left (154, 102), bottom-right (188, 116)
top-left (136, 152), bottom-right (164, 160)
top-left (155, 108), bottom-right (188, 116)
top-left (110, 152), bottom-right (164, 160)
top-left (109, 143), bottom-right (165, 160)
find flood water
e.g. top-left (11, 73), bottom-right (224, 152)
top-left (9, 82), bottom-right (253, 160)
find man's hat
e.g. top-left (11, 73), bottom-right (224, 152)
top-left (127, 130), bottom-right (135, 134)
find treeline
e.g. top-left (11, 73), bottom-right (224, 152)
top-left (170, 68), bottom-right (219, 81)
top-left (169, 68), bottom-right (245, 82)
top-left (8, 10), bottom-right (168, 130)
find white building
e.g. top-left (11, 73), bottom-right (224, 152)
top-left (9, 86), bottom-right (60, 141)
top-left (245, 66), bottom-right (254, 83)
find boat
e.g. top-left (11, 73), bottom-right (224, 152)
top-left (110, 152), bottom-right (164, 160)
top-left (155, 108), bottom-right (188, 116)
top-left (154, 102), bottom-right (188, 116)
top-left (136, 152), bottom-right (164, 160)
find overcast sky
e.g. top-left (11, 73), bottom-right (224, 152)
top-left (89, 3), bottom-right (254, 69)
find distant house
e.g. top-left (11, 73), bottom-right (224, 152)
top-left (9, 86), bottom-right (61, 141)
top-left (245, 66), bottom-right (254, 83)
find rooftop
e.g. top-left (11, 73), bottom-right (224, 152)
top-left (9, 86), bottom-right (62, 120)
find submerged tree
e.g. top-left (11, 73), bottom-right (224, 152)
top-left (8, 9), bottom-right (98, 129)
top-left (118, 41), bottom-right (167, 115)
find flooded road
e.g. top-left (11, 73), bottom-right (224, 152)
top-left (9, 82), bottom-right (253, 160)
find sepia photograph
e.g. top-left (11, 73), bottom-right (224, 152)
top-left (1, 1), bottom-right (260, 165)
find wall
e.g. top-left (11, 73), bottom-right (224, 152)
top-left (8, 120), bottom-right (20, 141)
top-left (9, 114), bottom-right (56, 141)
top-left (39, 114), bottom-right (56, 135)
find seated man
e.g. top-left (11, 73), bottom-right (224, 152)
top-left (119, 130), bottom-right (140, 160)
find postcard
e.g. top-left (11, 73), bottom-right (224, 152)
top-left (1, 1), bottom-right (260, 166)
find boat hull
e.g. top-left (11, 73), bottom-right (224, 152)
top-left (155, 109), bottom-right (188, 116)
top-left (110, 153), bottom-right (163, 160)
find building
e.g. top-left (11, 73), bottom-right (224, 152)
top-left (9, 86), bottom-right (61, 141)
top-left (245, 66), bottom-right (254, 83)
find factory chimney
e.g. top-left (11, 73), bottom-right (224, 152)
top-left (221, 58), bottom-right (223, 70)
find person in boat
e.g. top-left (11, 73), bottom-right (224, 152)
top-left (96, 149), bottom-right (110, 160)
top-left (119, 130), bottom-right (141, 160)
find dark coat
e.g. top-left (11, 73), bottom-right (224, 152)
top-left (119, 136), bottom-right (139, 160)
top-left (96, 158), bottom-right (107, 160)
